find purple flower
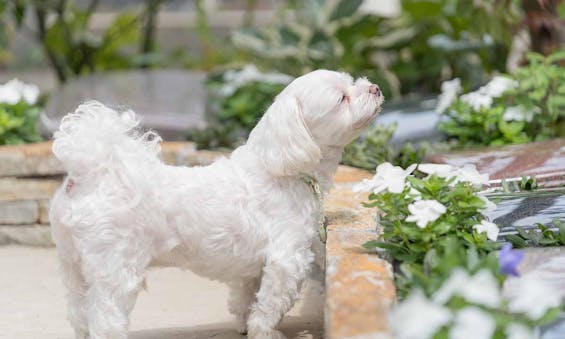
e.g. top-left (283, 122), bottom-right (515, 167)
top-left (499, 243), bottom-right (524, 277)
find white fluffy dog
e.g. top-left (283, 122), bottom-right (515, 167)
top-left (49, 69), bottom-right (383, 339)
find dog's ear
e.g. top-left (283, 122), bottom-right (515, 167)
top-left (248, 95), bottom-right (322, 176)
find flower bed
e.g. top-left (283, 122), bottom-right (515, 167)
top-left (355, 162), bottom-right (563, 338)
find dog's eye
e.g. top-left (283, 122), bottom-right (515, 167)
top-left (339, 94), bottom-right (349, 104)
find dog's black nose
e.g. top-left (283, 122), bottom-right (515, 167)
top-left (369, 84), bottom-right (380, 95)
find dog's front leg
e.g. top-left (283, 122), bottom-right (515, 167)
top-left (227, 278), bottom-right (260, 334)
top-left (247, 245), bottom-right (313, 339)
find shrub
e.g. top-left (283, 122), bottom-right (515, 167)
top-left (438, 51), bottom-right (565, 146)
top-left (0, 79), bottom-right (42, 145)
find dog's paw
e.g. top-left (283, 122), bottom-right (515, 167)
top-left (234, 314), bottom-right (248, 335)
top-left (248, 328), bottom-right (287, 339)
top-left (236, 322), bottom-right (247, 335)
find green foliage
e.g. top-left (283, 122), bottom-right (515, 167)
top-left (510, 52), bottom-right (565, 136)
top-left (439, 52), bottom-right (565, 147)
top-left (0, 101), bottom-right (42, 145)
top-left (362, 164), bottom-right (562, 335)
top-left (185, 121), bottom-right (244, 150)
top-left (2, 0), bottom-right (168, 83)
top-left (500, 175), bottom-right (538, 192)
top-left (187, 71), bottom-right (287, 149)
top-left (342, 123), bottom-right (451, 171)
top-left (507, 220), bottom-right (565, 248)
top-left (232, 0), bottom-right (520, 98)
top-left (364, 173), bottom-right (496, 267)
top-left (212, 81), bottom-right (286, 130)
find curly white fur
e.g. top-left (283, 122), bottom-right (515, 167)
top-left (49, 70), bottom-right (383, 339)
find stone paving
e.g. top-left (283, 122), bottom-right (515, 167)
top-left (427, 138), bottom-right (565, 188)
top-left (0, 245), bottom-right (323, 339)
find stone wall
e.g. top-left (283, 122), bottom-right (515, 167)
top-left (0, 141), bottom-right (221, 246)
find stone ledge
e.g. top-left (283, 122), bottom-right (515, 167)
top-left (0, 200), bottom-right (39, 224)
top-left (0, 141), bottom-right (222, 177)
top-left (0, 225), bottom-right (53, 246)
top-left (325, 169), bottom-right (395, 339)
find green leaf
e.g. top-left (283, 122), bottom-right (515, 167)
top-left (558, 222), bottom-right (565, 245)
top-left (362, 240), bottom-right (381, 249)
top-left (403, 1), bottom-right (443, 19)
top-left (329, 0), bottom-right (363, 21)
top-left (559, 2), bottom-right (565, 18)
top-left (279, 27), bottom-right (300, 46)
top-left (547, 50), bottom-right (565, 64)
top-left (536, 307), bottom-right (563, 325)
top-left (505, 234), bottom-right (527, 248)
top-left (12, 0), bottom-right (26, 27)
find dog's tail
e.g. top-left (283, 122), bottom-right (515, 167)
top-left (52, 101), bottom-right (162, 179)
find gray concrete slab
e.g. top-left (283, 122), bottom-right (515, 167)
top-left (0, 246), bottom-right (323, 339)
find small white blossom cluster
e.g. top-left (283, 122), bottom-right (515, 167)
top-left (418, 163), bottom-right (489, 187)
top-left (502, 105), bottom-right (539, 122)
top-left (435, 78), bottom-right (461, 114)
top-left (354, 162), bottom-right (496, 233)
top-left (391, 268), bottom-right (560, 339)
top-left (405, 199), bottom-right (446, 229)
top-left (436, 76), bottom-right (539, 123)
top-left (219, 64), bottom-right (293, 97)
top-left (460, 76), bottom-right (517, 111)
top-left (0, 79), bottom-right (40, 105)
top-left (353, 162), bottom-right (417, 194)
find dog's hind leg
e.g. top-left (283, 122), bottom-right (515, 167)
top-left (247, 246), bottom-right (313, 339)
top-left (227, 278), bottom-right (260, 334)
top-left (81, 243), bottom-right (149, 339)
top-left (58, 251), bottom-right (90, 338)
top-left (51, 221), bottom-right (89, 339)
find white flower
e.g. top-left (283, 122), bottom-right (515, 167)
top-left (478, 195), bottom-right (497, 214)
top-left (390, 290), bottom-right (452, 339)
top-left (418, 163), bottom-right (489, 187)
top-left (433, 269), bottom-right (502, 308)
top-left (220, 64), bottom-right (293, 97)
top-left (506, 323), bottom-right (534, 339)
top-left (436, 78), bottom-right (461, 114)
top-left (353, 163), bottom-right (417, 194)
top-left (453, 164), bottom-right (489, 187)
top-left (409, 187), bottom-right (422, 201)
top-left (507, 274), bottom-right (561, 319)
top-left (450, 307), bottom-right (496, 339)
top-left (503, 105), bottom-right (537, 122)
top-left (417, 163), bottom-right (455, 178)
top-left (461, 91), bottom-right (493, 110)
top-left (405, 199), bottom-right (447, 228)
top-left (480, 76), bottom-right (518, 98)
top-left (0, 79), bottom-right (40, 105)
top-left (473, 220), bottom-right (499, 241)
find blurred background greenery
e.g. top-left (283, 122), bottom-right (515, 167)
top-left (0, 0), bottom-right (563, 169)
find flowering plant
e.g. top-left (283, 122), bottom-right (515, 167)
top-left (357, 163), bottom-right (496, 265)
top-left (188, 65), bottom-right (292, 149)
top-left (342, 123), bottom-right (448, 171)
top-left (356, 162), bottom-right (563, 338)
top-left (437, 51), bottom-right (565, 147)
top-left (0, 79), bottom-right (43, 145)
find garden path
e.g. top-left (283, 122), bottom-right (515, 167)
top-left (0, 245), bottom-right (323, 339)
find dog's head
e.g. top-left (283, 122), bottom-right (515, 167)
top-left (248, 69), bottom-right (384, 176)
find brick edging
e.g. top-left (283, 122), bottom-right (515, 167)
top-left (324, 169), bottom-right (395, 339)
